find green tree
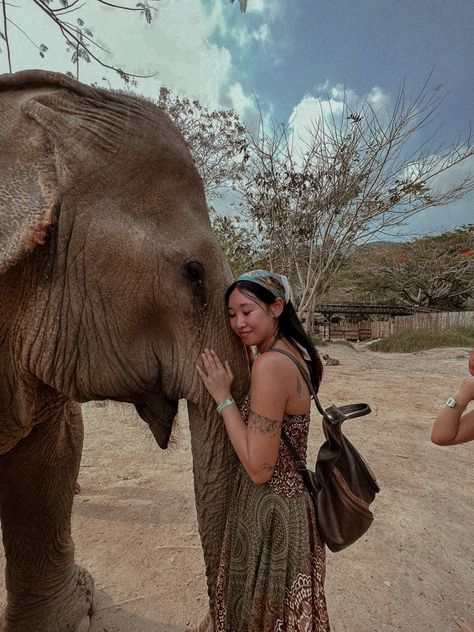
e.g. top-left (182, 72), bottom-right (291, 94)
top-left (239, 81), bottom-right (474, 323)
top-left (334, 228), bottom-right (474, 310)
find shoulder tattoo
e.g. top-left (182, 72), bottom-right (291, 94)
top-left (248, 409), bottom-right (282, 437)
top-left (296, 376), bottom-right (302, 396)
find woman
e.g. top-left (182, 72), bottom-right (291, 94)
top-left (196, 270), bottom-right (330, 632)
top-left (431, 350), bottom-right (474, 632)
top-left (431, 349), bottom-right (474, 446)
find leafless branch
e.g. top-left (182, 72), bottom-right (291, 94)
top-left (50, 0), bottom-right (82, 13)
top-left (97, 0), bottom-right (145, 10)
top-left (28, 0), bottom-right (156, 79)
top-left (1, 0), bottom-right (12, 71)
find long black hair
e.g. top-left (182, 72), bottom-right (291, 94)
top-left (225, 279), bottom-right (323, 393)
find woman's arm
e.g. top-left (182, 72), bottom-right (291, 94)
top-left (196, 349), bottom-right (290, 484)
top-left (224, 353), bottom-right (290, 483)
top-left (431, 377), bottom-right (474, 446)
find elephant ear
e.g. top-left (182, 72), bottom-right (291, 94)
top-left (0, 98), bottom-right (60, 273)
top-left (0, 70), bottom-right (126, 273)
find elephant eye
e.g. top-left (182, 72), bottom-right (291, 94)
top-left (184, 261), bottom-right (207, 313)
top-left (184, 260), bottom-right (205, 286)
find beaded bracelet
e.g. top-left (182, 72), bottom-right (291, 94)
top-left (217, 398), bottom-right (236, 415)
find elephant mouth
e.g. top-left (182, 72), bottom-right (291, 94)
top-left (134, 391), bottom-right (178, 449)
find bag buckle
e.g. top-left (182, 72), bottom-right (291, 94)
top-left (324, 405), bottom-right (346, 425)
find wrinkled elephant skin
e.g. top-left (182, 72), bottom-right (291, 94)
top-left (0, 70), bottom-right (248, 632)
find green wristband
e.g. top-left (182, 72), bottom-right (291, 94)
top-left (217, 398), bottom-right (236, 415)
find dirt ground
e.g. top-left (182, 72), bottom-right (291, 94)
top-left (1, 343), bottom-right (473, 631)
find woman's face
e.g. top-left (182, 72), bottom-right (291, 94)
top-left (227, 288), bottom-right (281, 349)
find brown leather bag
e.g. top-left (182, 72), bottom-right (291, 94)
top-left (271, 349), bottom-right (380, 552)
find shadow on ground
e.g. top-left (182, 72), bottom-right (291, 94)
top-left (90, 587), bottom-right (186, 632)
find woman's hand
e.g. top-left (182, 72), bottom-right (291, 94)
top-left (431, 375), bottom-right (474, 446)
top-left (196, 348), bottom-right (234, 405)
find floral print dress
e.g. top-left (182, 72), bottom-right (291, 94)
top-left (214, 395), bottom-right (330, 632)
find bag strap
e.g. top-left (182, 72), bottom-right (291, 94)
top-left (270, 347), bottom-right (371, 466)
top-left (268, 348), bottom-right (370, 424)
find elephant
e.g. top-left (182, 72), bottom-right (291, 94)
top-left (0, 69), bottom-right (249, 632)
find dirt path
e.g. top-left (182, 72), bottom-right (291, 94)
top-left (1, 344), bottom-right (473, 631)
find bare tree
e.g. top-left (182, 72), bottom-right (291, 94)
top-left (158, 87), bottom-right (248, 201)
top-left (239, 79), bottom-right (474, 324)
top-left (210, 210), bottom-right (262, 275)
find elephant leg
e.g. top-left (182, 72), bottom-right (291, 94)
top-left (0, 402), bottom-right (93, 632)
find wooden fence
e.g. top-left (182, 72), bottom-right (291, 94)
top-left (393, 311), bottom-right (474, 333)
top-left (317, 311), bottom-right (474, 341)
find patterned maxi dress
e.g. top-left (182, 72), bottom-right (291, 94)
top-left (214, 395), bottom-right (331, 632)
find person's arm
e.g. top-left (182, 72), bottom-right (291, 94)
top-left (431, 378), bottom-right (474, 446)
top-left (196, 349), bottom-right (289, 484)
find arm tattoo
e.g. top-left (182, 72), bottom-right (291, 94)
top-left (261, 462), bottom-right (275, 474)
top-left (248, 409), bottom-right (281, 437)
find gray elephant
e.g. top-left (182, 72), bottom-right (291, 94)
top-left (0, 70), bottom-right (248, 632)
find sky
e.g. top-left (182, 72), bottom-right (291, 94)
top-left (2, 0), bottom-right (473, 237)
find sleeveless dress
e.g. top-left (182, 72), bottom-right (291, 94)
top-left (214, 394), bottom-right (331, 632)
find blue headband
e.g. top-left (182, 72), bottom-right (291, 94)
top-left (234, 269), bottom-right (290, 303)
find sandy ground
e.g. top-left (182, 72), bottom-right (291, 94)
top-left (1, 343), bottom-right (473, 631)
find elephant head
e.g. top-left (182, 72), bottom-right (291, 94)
top-left (0, 70), bottom-right (248, 631)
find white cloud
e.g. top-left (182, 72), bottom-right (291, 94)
top-left (254, 23), bottom-right (270, 42)
top-left (287, 83), bottom-right (392, 159)
top-left (231, 26), bottom-right (251, 49)
top-left (228, 82), bottom-right (254, 117)
top-left (85, 0), bottom-right (233, 107)
top-left (246, 0), bottom-right (266, 12)
top-left (289, 95), bottom-right (343, 148)
top-left (245, 0), bottom-right (283, 19)
top-left (230, 21), bottom-right (270, 49)
top-left (329, 84), bottom-right (358, 106)
top-left (367, 86), bottom-right (390, 110)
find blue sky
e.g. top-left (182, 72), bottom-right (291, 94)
top-left (2, 0), bottom-right (473, 236)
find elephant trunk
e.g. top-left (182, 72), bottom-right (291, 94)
top-left (187, 399), bottom-right (238, 601)
top-left (187, 333), bottom-right (249, 605)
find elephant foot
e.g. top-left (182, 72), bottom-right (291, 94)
top-left (1, 565), bottom-right (94, 632)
